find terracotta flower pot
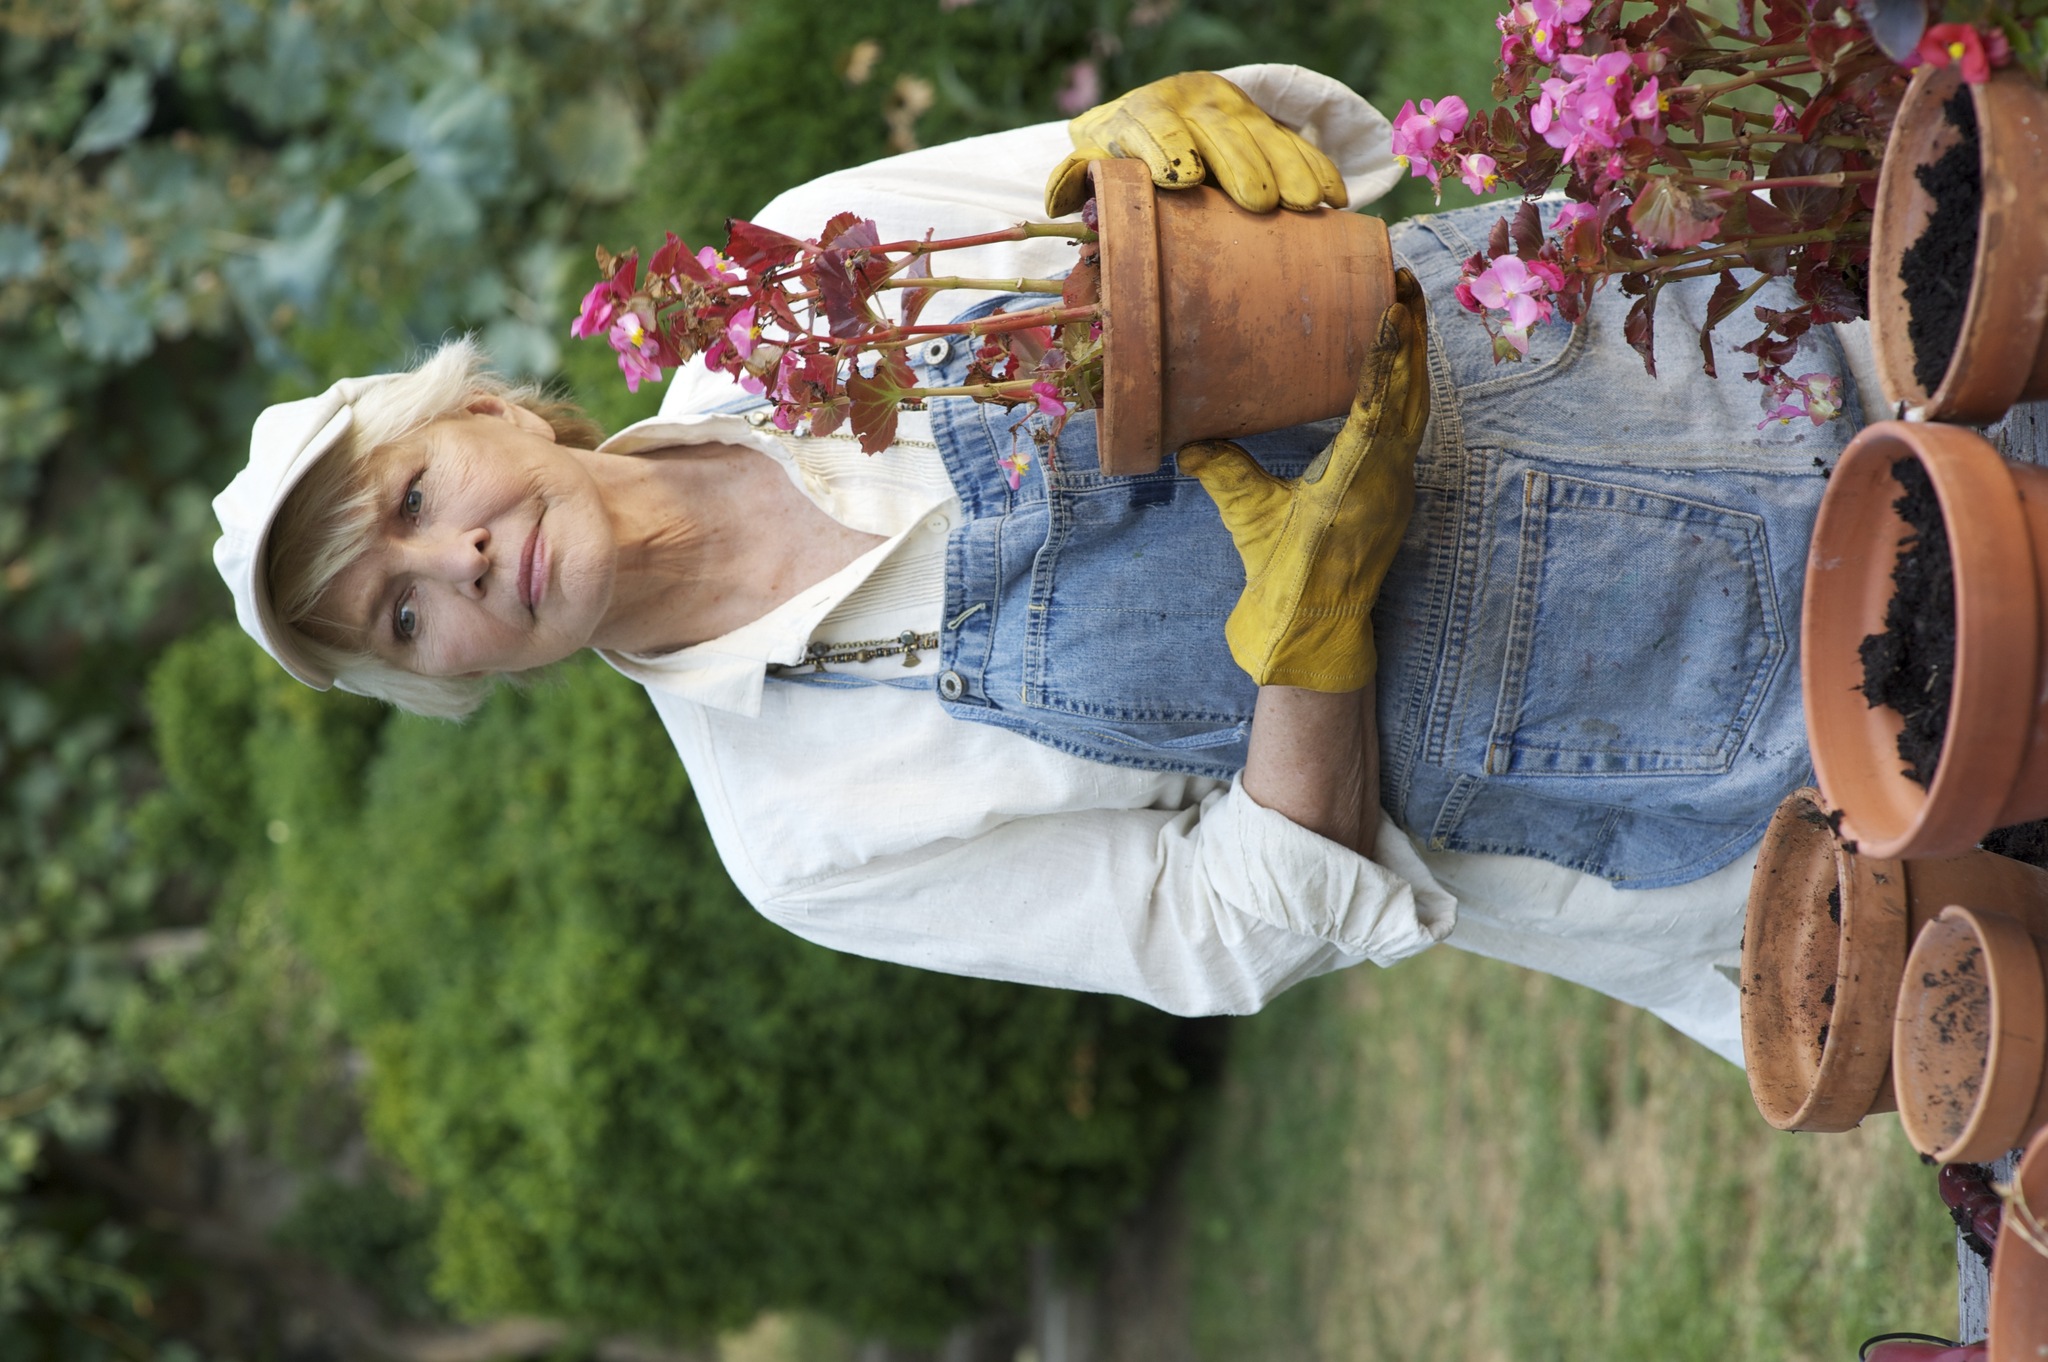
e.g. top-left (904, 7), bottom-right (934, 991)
top-left (1893, 905), bottom-right (2048, 1162)
top-left (1989, 1123), bottom-right (2048, 1362)
top-left (1742, 788), bottom-right (2048, 1131)
top-left (1802, 421), bottom-right (2048, 859)
top-left (1870, 65), bottom-right (2048, 423)
top-left (1088, 157), bottom-right (1394, 475)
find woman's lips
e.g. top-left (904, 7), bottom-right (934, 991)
top-left (519, 524), bottom-right (547, 611)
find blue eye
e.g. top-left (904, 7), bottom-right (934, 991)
top-left (395, 594), bottom-right (419, 641)
top-left (402, 478), bottom-right (424, 519)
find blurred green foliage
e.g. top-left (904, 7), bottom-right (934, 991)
top-left (148, 629), bottom-right (1193, 1338)
top-left (0, 0), bottom-right (1393, 1352)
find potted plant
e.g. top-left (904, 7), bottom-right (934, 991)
top-left (1892, 903), bottom-right (2048, 1163)
top-left (1801, 420), bottom-right (2048, 859)
top-left (1742, 787), bottom-right (2048, 1132)
top-left (570, 158), bottom-right (1393, 477)
top-left (1386, 0), bottom-right (1903, 423)
top-left (1869, 63), bottom-right (2048, 422)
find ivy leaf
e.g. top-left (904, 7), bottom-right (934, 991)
top-left (847, 351), bottom-right (917, 454)
top-left (70, 70), bottom-right (155, 157)
top-left (1625, 289), bottom-right (1660, 377)
top-left (1487, 215), bottom-right (1512, 261)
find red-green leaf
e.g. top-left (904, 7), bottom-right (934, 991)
top-left (725, 219), bottom-right (804, 272)
top-left (1625, 289), bottom-right (1659, 377)
top-left (847, 351), bottom-right (917, 454)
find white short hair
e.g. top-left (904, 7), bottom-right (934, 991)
top-left (265, 337), bottom-right (601, 719)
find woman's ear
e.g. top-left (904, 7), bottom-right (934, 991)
top-left (465, 395), bottom-right (557, 441)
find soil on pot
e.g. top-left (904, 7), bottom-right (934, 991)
top-left (1982, 819), bottom-right (2048, 869)
top-left (1914, 944), bottom-right (1990, 1140)
top-left (1900, 83), bottom-right (1982, 397)
top-left (1858, 456), bottom-right (1956, 788)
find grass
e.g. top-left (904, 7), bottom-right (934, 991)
top-left (1176, 949), bottom-right (1956, 1362)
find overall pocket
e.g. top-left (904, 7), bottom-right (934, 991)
top-left (1482, 468), bottom-right (1787, 777)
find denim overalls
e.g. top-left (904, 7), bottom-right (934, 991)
top-left (782, 202), bottom-right (1857, 889)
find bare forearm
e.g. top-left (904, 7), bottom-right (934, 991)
top-left (1239, 680), bottom-right (1382, 854)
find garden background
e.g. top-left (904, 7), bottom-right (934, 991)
top-left (0, 0), bottom-right (1958, 1358)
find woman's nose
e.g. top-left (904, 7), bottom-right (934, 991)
top-left (409, 525), bottom-right (491, 598)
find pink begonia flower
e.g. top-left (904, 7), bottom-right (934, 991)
top-left (1525, 0), bottom-right (1591, 61)
top-left (1771, 101), bottom-right (1797, 133)
top-left (1459, 152), bottom-right (1501, 195)
top-left (1391, 97), bottom-right (1469, 155)
top-left (1629, 77), bottom-right (1662, 125)
top-left (1030, 379), bottom-right (1068, 418)
top-left (1526, 258), bottom-right (1567, 293)
top-left (1454, 277), bottom-right (1482, 314)
top-left (1760, 372), bottom-right (1846, 427)
top-left (999, 447), bottom-right (1032, 491)
top-left (1469, 255), bottom-right (1552, 332)
top-left (609, 312), bottom-right (665, 393)
top-left (1530, 77), bottom-right (1574, 140)
top-left (725, 305), bottom-right (758, 362)
top-left (695, 246), bottom-right (743, 287)
top-left (1912, 23), bottom-right (1996, 83)
top-left (1496, 324), bottom-right (1533, 358)
top-left (772, 404), bottom-right (802, 432)
top-left (1550, 201), bottom-right (1599, 233)
top-left (570, 280), bottom-right (624, 339)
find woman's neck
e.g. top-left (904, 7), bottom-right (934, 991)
top-left (580, 441), bottom-right (884, 656)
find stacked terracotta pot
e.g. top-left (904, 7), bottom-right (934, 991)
top-left (1738, 57), bottom-right (2048, 1362)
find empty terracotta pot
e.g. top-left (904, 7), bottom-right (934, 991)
top-left (1089, 157), bottom-right (1393, 474)
top-left (1743, 788), bottom-right (2048, 1131)
top-left (1802, 421), bottom-right (2048, 859)
top-left (1989, 1123), bottom-right (2048, 1362)
top-left (1870, 65), bottom-right (2048, 423)
top-left (1894, 905), bottom-right (2048, 1162)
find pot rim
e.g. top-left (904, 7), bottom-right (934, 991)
top-left (1803, 421), bottom-right (2038, 858)
top-left (1989, 1122), bottom-right (2048, 1357)
top-left (1869, 66), bottom-right (2048, 423)
top-left (1089, 158), bottom-right (1164, 475)
top-left (1741, 787), bottom-right (1908, 1130)
top-left (1894, 904), bottom-right (2047, 1163)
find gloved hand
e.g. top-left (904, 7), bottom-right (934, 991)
top-left (1178, 268), bottom-right (1429, 693)
top-left (1044, 71), bottom-right (1349, 218)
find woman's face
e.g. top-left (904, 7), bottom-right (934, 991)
top-left (313, 399), bottom-right (618, 678)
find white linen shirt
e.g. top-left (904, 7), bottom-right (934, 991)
top-left (597, 65), bottom-right (1754, 1064)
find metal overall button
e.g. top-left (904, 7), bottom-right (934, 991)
top-left (918, 337), bottom-right (952, 367)
top-left (936, 670), bottom-right (966, 700)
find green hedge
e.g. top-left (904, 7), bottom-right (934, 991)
top-left (147, 627), bottom-right (1194, 1339)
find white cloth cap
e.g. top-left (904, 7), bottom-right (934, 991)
top-left (212, 373), bottom-right (402, 689)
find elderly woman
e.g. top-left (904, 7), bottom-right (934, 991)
top-left (213, 66), bottom-right (1858, 1065)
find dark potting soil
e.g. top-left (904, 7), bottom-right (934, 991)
top-left (1900, 84), bottom-right (1982, 397)
top-left (1857, 456), bottom-right (1956, 788)
top-left (1983, 819), bottom-right (2048, 868)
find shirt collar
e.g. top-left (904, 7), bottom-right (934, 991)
top-left (591, 410), bottom-right (943, 717)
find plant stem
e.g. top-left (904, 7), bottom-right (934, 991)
top-left (1691, 62), bottom-right (1819, 98)
top-left (1688, 40), bottom-right (1812, 66)
top-left (876, 275), bottom-right (1071, 294)
top-left (891, 305), bottom-right (1098, 338)
top-left (1683, 133), bottom-right (1879, 153)
top-left (870, 223), bottom-right (1097, 255)
top-left (911, 380), bottom-right (1043, 400)
top-left (1681, 170), bottom-right (1879, 190)
top-left (1609, 224), bottom-right (1868, 274)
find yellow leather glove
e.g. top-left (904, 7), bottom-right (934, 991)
top-left (1044, 71), bottom-right (1349, 218)
top-left (1177, 268), bottom-right (1429, 692)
